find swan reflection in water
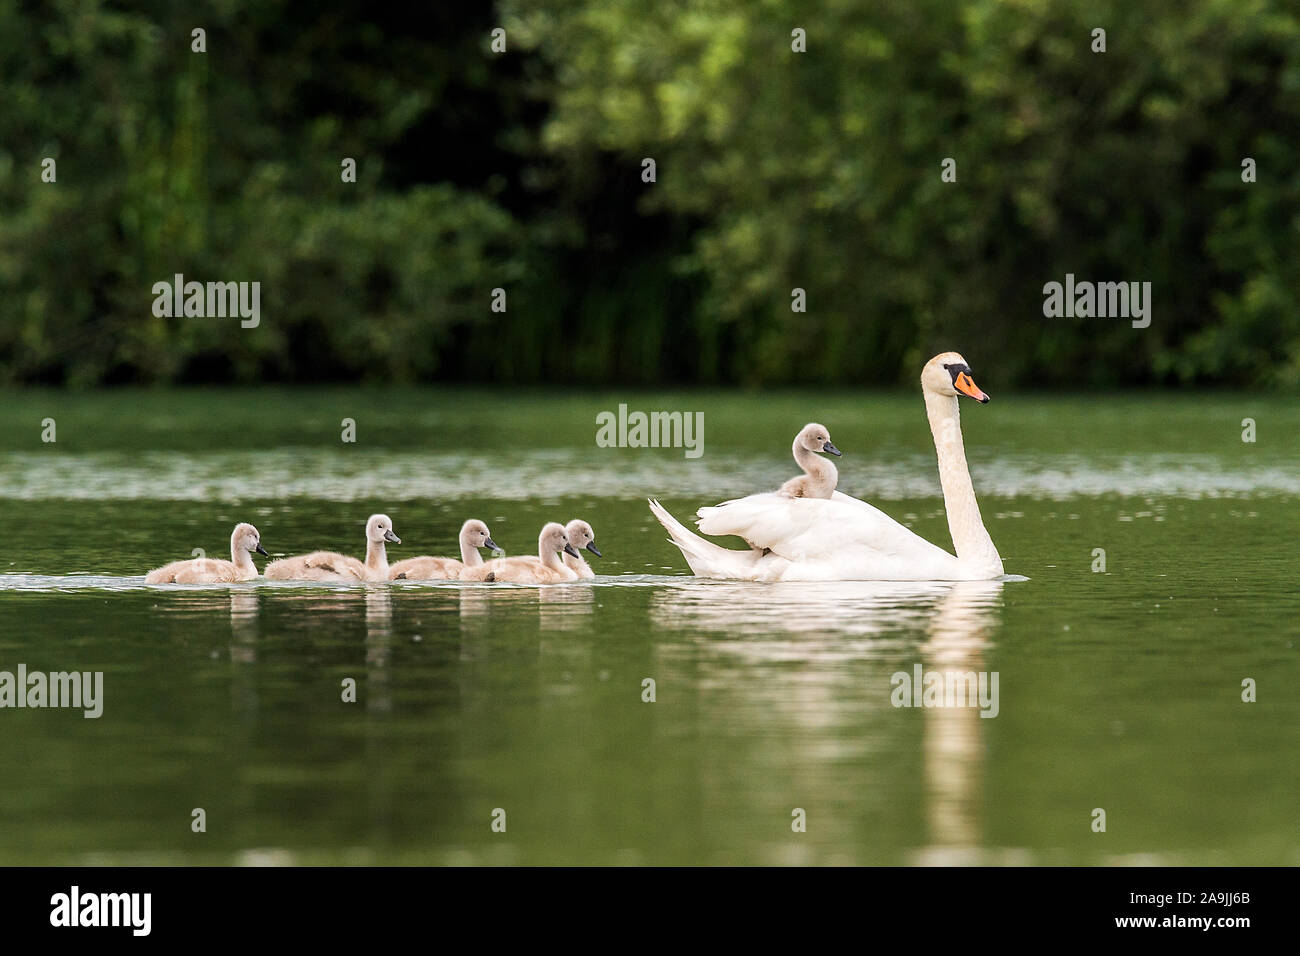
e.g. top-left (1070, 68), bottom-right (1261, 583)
top-left (218, 585), bottom-right (401, 713)
top-left (229, 589), bottom-right (260, 719)
top-left (649, 577), bottom-right (1004, 863)
top-left (229, 589), bottom-right (259, 660)
top-left (458, 583), bottom-right (594, 635)
top-left (916, 581), bottom-right (1001, 865)
top-left (363, 588), bottom-right (393, 713)
top-left (648, 578), bottom-right (999, 642)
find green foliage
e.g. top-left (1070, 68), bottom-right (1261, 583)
top-left (507, 0), bottom-right (1300, 387)
top-left (0, 1), bottom-right (525, 385)
top-left (1, 1), bottom-right (1298, 387)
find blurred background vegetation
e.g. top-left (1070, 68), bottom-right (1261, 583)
top-left (1, 0), bottom-right (1298, 389)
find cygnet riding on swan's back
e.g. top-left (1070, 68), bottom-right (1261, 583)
top-left (264, 514), bottom-right (401, 583)
top-left (779, 423), bottom-right (842, 498)
top-left (145, 523), bottom-right (268, 584)
top-left (649, 353), bottom-right (1004, 581)
top-left (389, 519), bottom-right (498, 581)
top-left (561, 519), bottom-right (603, 579)
top-left (461, 522), bottom-right (581, 584)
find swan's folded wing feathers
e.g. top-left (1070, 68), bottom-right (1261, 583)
top-left (696, 493), bottom-right (888, 553)
top-left (697, 492), bottom-right (961, 571)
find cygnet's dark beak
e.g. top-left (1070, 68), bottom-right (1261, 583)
top-left (563, 543), bottom-right (580, 558)
top-left (254, 543), bottom-right (269, 556)
top-left (384, 530), bottom-right (401, 544)
top-left (823, 441), bottom-right (842, 457)
top-left (484, 537), bottom-right (499, 552)
top-left (586, 542), bottom-right (602, 557)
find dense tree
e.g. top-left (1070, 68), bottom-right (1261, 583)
top-left (507, 0), bottom-right (1300, 388)
top-left (1, 1), bottom-right (1297, 388)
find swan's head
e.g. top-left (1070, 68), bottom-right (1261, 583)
top-left (232, 523), bottom-right (268, 556)
top-left (922, 352), bottom-right (989, 403)
top-left (367, 514), bottom-right (401, 544)
top-left (565, 519), bottom-right (602, 557)
top-left (461, 518), bottom-right (498, 552)
top-left (541, 522), bottom-right (581, 559)
top-left (796, 422), bottom-right (841, 457)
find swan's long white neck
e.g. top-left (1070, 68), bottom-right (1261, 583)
top-left (365, 539), bottom-right (390, 576)
top-left (460, 533), bottom-right (484, 567)
top-left (229, 534), bottom-right (257, 573)
top-left (538, 539), bottom-right (565, 571)
top-left (793, 439), bottom-right (837, 495)
top-left (924, 391), bottom-right (1002, 575)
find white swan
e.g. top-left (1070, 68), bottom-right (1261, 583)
top-left (264, 514), bottom-right (401, 583)
top-left (389, 519), bottom-right (498, 580)
top-left (561, 519), bottom-right (602, 579)
top-left (461, 522), bottom-right (581, 584)
top-left (648, 352), bottom-right (1004, 581)
top-left (778, 422), bottom-right (841, 498)
top-left (145, 523), bottom-right (268, 584)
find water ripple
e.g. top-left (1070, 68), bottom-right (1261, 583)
top-left (0, 449), bottom-right (1294, 501)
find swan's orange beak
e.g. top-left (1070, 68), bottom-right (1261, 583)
top-left (954, 371), bottom-right (989, 403)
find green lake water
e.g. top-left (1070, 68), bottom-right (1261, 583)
top-left (0, 388), bottom-right (1296, 864)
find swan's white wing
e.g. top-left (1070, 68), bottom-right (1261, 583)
top-left (830, 490), bottom-right (879, 509)
top-left (697, 492), bottom-right (911, 554)
top-left (696, 492), bottom-right (969, 581)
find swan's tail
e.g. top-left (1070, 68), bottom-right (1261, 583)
top-left (647, 498), bottom-right (765, 580)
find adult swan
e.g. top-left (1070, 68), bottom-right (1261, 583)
top-left (648, 352), bottom-right (1005, 581)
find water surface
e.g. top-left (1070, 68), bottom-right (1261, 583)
top-left (0, 389), bottom-right (1295, 864)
